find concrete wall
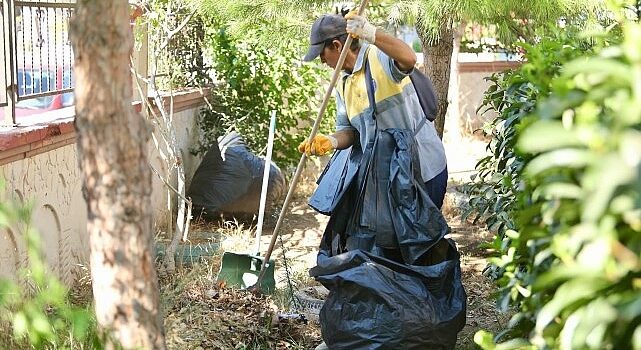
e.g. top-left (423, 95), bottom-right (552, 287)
top-left (148, 108), bottom-right (203, 230)
top-left (0, 94), bottom-right (204, 283)
top-left (455, 61), bottom-right (521, 135)
top-left (0, 143), bottom-right (85, 284)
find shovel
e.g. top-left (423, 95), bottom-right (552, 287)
top-left (217, 111), bottom-right (277, 293)
top-left (250, 0), bottom-right (370, 293)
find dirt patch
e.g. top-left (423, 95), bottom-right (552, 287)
top-left (162, 152), bottom-right (506, 348)
top-left (445, 186), bottom-right (510, 349)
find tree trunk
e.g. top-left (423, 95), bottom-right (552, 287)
top-left (418, 22), bottom-right (454, 139)
top-left (444, 23), bottom-right (465, 140)
top-left (70, 1), bottom-right (166, 349)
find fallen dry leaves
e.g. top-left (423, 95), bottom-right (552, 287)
top-left (159, 171), bottom-right (505, 349)
top-left (163, 272), bottom-right (321, 349)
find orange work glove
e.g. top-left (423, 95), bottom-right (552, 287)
top-left (297, 134), bottom-right (338, 156)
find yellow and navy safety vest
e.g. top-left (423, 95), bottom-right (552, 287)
top-left (334, 44), bottom-right (446, 182)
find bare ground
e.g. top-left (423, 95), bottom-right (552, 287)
top-left (160, 136), bottom-right (508, 349)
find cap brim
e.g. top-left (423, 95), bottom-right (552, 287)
top-left (303, 43), bottom-right (324, 62)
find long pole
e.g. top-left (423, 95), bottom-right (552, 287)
top-left (253, 0), bottom-right (370, 290)
top-left (254, 110), bottom-right (277, 255)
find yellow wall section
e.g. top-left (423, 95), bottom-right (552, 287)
top-left (339, 47), bottom-right (412, 120)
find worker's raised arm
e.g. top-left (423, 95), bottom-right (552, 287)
top-left (372, 31), bottom-right (417, 72)
top-left (345, 13), bottom-right (417, 72)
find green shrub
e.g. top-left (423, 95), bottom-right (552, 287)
top-left (471, 17), bottom-right (641, 350)
top-left (0, 180), bottom-right (100, 349)
top-left (194, 27), bottom-right (335, 168)
top-left (146, 2), bottom-right (336, 168)
top-left (462, 30), bottom-right (588, 271)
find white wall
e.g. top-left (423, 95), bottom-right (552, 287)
top-left (148, 108), bottom-right (202, 230)
top-left (0, 143), bottom-right (85, 284)
top-left (457, 70), bottom-right (498, 134)
top-left (0, 106), bottom-right (203, 283)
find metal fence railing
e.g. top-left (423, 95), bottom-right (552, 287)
top-left (1, 0), bottom-right (151, 127)
top-left (2, 0), bottom-right (75, 126)
top-left (14, 1), bottom-right (75, 109)
top-left (1, 0), bottom-right (11, 109)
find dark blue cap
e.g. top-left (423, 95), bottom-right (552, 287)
top-left (303, 14), bottom-right (347, 62)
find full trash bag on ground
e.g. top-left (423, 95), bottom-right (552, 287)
top-left (308, 127), bottom-right (466, 349)
top-left (310, 241), bottom-right (466, 350)
top-left (188, 131), bottom-right (286, 220)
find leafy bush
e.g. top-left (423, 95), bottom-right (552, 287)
top-left (470, 17), bottom-right (641, 350)
top-left (146, 2), bottom-right (336, 168)
top-left (0, 181), bottom-right (100, 349)
top-left (463, 31), bottom-right (589, 272)
top-left (194, 28), bottom-right (335, 168)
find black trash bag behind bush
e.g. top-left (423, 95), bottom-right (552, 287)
top-left (188, 131), bottom-right (286, 220)
top-left (310, 241), bottom-right (466, 350)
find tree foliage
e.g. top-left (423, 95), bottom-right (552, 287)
top-left (188, 0), bottom-right (603, 47)
top-left (185, 0), bottom-right (324, 48)
top-left (392, 0), bottom-right (600, 43)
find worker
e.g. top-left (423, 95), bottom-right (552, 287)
top-left (299, 11), bottom-right (448, 209)
top-left (301, 12), bottom-right (452, 349)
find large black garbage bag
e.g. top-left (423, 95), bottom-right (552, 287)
top-left (309, 128), bottom-right (466, 349)
top-left (314, 129), bottom-right (449, 264)
top-left (310, 241), bottom-right (466, 350)
top-left (188, 131), bottom-right (286, 220)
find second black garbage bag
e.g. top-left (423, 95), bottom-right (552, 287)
top-left (188, 131), bottom-right (286, 221)
top-left (310, 242), bottom-right (466, 350)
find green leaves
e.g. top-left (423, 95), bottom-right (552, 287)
top-left (0, 180), bottom-right (98, 349)
top-left (472, 17), bottom-right (641, 350)
top-left (475, 330), bottom-right (536, 350)
top-left (518, 121), bottom-right (583, 154)
top-left (194, 27), bottom-right (334, 167)
top-left (2, 233), bottom-right (98, 347)
top-left (535, 278), bottom-right (609, 333)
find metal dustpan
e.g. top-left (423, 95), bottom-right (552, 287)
top-left (217, 112), bottom-right (277, 293)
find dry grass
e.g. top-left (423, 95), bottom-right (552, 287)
top-left (217, 219), bottom-right (256, 254)
top-left (161, 255), bottom-right (321, 350)
top-left (159, 208), bottom-right (325, 349)
top-left (446, 190), bottom-right (512, 349)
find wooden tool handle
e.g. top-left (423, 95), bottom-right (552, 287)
top-left (254, 0), bottom-right (370, 290)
